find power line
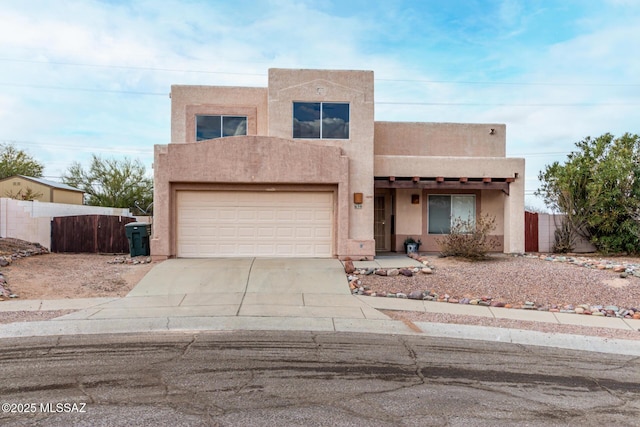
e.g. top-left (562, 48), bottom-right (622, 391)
top-left (0, 82), bottom-right (166, 96)
top-left (509, 151), bottom-right (570, 157)
top-left (377, 101), bottom-right (640, 107)
top-left (0, 139), bottom-right (153, 156)
top-left (0, 57), bottom-right (266, 77)
top-left (1, 82), bottom-right (637, 107)
top-left (1, 57), bottom-right (638, 88)
top-left (376, 77), bottom-right (640, 87)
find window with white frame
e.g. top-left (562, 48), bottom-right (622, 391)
top-left (293, 102), bottom-right (349, 139)
top-left (196, 115), bottom-right (247, 141)
top-left (428, 195), bottom-right (476, 234)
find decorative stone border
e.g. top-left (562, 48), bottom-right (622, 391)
top-left (344, 254), bottom-right (640, 320)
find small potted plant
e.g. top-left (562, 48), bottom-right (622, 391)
top-left (404, 237), bottom-right (421, 254)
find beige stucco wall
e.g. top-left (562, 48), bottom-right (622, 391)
top-left (375, 122), bottom-right (506, 157)
top-left (51, 189), bottom-right (84, 205)
top-left (267, 69), bottom-right (375, 255)
top-left (170, 85), bottom-right (268, 143)
top-left (374, 155), bottom-right (522, 179)
top-left (152, 136), bottom-right (355, 259)
top-left (395, 189), bottom-right (423, 236)
top-left (0, 178), bottom-right (53, 202)
top-left (481, 191), bottom-right (505, 235)
top-left (0, 177), bottom-right (83, 204)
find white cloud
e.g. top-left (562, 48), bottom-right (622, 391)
top-left (0, 0), bottom-right (638, 201)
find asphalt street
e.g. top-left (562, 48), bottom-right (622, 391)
top-left (1, 331), bottom-right (638, 426)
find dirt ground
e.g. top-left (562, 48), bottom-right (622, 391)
top-left (0, 238), bottom-right (155, 300)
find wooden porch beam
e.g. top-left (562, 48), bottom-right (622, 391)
top-left (374, 180), bottom-right (510, 195)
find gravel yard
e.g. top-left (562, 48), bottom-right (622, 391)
top-left (357, 255), bottom-right (640, 310)
top-left (353, 254), bottom-right (640, 341)
top-left (2, 237), bottom-right (640, 341)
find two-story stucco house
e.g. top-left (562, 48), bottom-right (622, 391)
top-left (152, 68), bottom-right (525, 260)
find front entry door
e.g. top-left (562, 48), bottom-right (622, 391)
top-left (374, 194), bottom-right (389, 251)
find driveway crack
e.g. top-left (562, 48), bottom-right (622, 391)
top-left (236, 257), bottom-right (255, 316)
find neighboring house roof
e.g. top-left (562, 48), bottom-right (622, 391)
top-left (1, 175), bottom-right (83, 193)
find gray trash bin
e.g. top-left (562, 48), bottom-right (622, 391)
top-left (125, 222), bottom-right (151, 257)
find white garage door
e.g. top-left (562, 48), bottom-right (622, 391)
top-left (176, 191), bottom-right (334, 257)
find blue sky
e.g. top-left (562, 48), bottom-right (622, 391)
top-left (1, 0), bottom-right (639, 210)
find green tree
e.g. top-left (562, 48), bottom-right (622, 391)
top-left (536, 133), bottom-right (640, 254)
top-left (0, 143), bottom-right (45, 179)
top-left (62, 155), bottom-right (153, 215)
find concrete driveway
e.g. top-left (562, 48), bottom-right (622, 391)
top-left (129, 258), bottom-right (350, 296)
top-left (62, 258), bottom-right (388, 322)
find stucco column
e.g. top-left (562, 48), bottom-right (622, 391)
top-left (150, 145), bottom-right (170, 260)
top-left (503, 171), bottom-right (525, 253)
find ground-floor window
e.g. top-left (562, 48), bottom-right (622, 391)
top-left (427, 195), bottom-right (475, 234)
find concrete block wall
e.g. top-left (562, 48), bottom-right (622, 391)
top-left (0, 198), bottom-right (133, 249)
top-left (537, 213), bottom-right (596, 253)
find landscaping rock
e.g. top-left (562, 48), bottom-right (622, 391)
top-left (343, 260), bottom-right (355, 274)
top-left (407, 291), bottom-right (423, 300)
top-left (399, 269), bottom-right (413, 277)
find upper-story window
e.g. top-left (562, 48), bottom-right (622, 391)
top-left (196, 115), bottom-right (247, 141)
top-left (293, 102), bottom-right (349, 139)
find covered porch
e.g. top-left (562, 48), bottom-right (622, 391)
top-left (372, 155), bottom-right (526, 254)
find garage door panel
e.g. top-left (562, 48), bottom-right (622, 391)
top-left (314, 210), bottom-right (332, 221)
top-left (315, 227), bottom-right (332, 238)
top-left (295, 228), bottom-right (313, 238)
top-left (257, 227), bottom-right (275, 237)
top-left (177, 191), bottom-right (333, 257)
top-left (257, 210), bottom-right (275, 221)
top-left (238, 210), bottom-right (257, 221)
top-left (219, 209), bottom-right (238, 220)
top-left (276, 210), bottom-right (294, 220)
top-left (219, 227), bottom-right (238, 238)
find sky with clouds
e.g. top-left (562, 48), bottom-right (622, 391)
top-left (1, 0), bottom-right (638, 210)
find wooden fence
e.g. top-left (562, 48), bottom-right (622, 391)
top-left (51, 215), bottom-right (137, 253)
top-left (524, 211), bottom-right (539, 252)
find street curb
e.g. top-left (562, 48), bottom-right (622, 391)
top-left (1, 316), bottom-right (638, 357)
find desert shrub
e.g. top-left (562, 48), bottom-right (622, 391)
top-left (552, 218), bottom-right (575, 253)
top-left (437, 214), bottom-right (498, 259)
